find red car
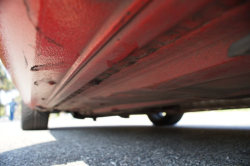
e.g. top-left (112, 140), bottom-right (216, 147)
top-left (0, 0), bottom-right (250, 130)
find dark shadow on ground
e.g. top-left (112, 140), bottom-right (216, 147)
top-left (1, 126), bottom-right (250, 166)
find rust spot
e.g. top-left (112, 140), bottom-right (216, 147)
top-left (28, 44), bottom-right (35, 49)
top-left (23, 0), bottom-right (32, 25)
top-left (48, 81), bottom-right (56, 85)
top-left (35, 26), bottom-right (40, 31)
top-left (106, 45), bottom-right (138, 67)
top-left (23, 52), bottom-right (28, 68)
top-left (45, 36), bottom-right (62, 47)
top-left (34, 81), bottom-right (38, 86)
top-left (111, 108), bottom-right (119, 112)
top-left (31, 65), bottom-right (39, 71)
top-left (106, 60), bottom-right (116, 68)
top-left (35, 26), bottom-right (63, 48)
top-left (99, 103), bottom-right (106, 106)
top-left (92, 79), bottom-right (101, 85)
top-left (41, 98), bottom-right (45, 100)
top-left (30, 63), bottom-right (70, 71)
top-left (35, 105), bottom-right (46, 109)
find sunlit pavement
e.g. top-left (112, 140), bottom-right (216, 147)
top-left (0, 110), bottom-right (250, 166)
top-left (48, 110), bottom-right (250, 128)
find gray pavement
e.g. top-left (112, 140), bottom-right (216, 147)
top-left (0, 113), bottom-right (250, 166)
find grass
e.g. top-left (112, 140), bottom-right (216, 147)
top-left (0, 106), bottom-right (5, 117)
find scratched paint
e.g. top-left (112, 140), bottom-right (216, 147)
top-left (57, 1), bottom-right (250, 114)
top-left (1, 0), bottom-right (250, 115)
top-left (47, 0), bottom-right (213, 108)
top-left (0, 0), bottom-right (148, 108)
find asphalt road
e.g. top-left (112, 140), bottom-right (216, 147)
top-left (0, 113), bottom-right (250, 166)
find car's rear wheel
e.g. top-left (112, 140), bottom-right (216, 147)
top-left (21, 102), bottom-right (50, 130)
top-left (147, 112), bottom-right (183, 126)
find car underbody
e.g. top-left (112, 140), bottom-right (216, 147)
top-left (0, 0), bottom-right (250, 129)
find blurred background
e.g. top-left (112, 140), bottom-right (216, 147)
top-left (0, 60), bottom-right (21, 121)
top-left (0, 59), bottom-right (250, 127)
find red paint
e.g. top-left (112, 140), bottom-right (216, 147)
top-left (47, 0), bottom-right (212, 107)
top-left (48, 81), bottom-right (56, 85)
top-left (0, 0), bottom-right (148, 108)
top-left (1, 0), bottom-right (250, 115)
top-left (57, 1), bottom-right (250, 113)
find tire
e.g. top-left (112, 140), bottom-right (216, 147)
top-left (21, 102), bottom-right (50, 130)
top-left (71, 112), bottom-right (85, 119)
top-left (147, 112), bottom-right (183, 126)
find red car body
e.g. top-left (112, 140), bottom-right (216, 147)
top-left (0, 0), bottom-right (250, 124)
